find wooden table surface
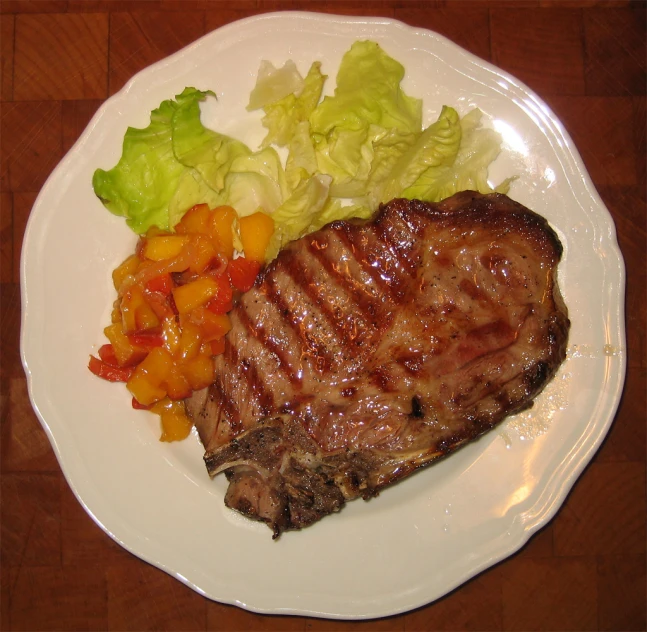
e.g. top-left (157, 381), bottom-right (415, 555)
top-left (1, 0), bottom-right (645, 630)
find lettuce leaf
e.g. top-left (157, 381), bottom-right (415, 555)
top-left (266, 173), bottom-right (332, 259)
top-left (372, 105), bottom-right (461, 207)
top-left (94, 42), bottom-right (512, 260)
top-left (93, 87), bottom-right (289, 233)
top-left (307, 41), bottom-right (422, 199)
top-left (247, 60), bottom-right (304, 112)
top-left (92, 89), bottom-right (212, 233)
top-left (401, 108), bottom-right (511, 202)
top-left (259, 62), bottom-right (326, 148)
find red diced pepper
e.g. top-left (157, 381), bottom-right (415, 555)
top-left (88, 355), bottom-right (135, 383)
top-left (227, 257), bottom-right (261, 293)
top-left (206, 276), bottom-right (234, 314)
top-left (98, 343), bottom-right (119, 366)
top-left (145, 273), bottom-right (173, 295)
top-left (131, 397), bottom-right (151, 410)
top-left (128, 331), bottom-right (165, 349)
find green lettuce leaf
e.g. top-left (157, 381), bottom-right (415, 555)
top-left (307, 199), bottom-right (372, 234)
top-left (92, 88), bottom-right (214, 233)
top-left (247, 60), bottom-right (305, 112)
top-left (259, 62), bottom-right (326, 148)
top-left (266, 173), bottom-right (332, 259)
top-left (373, 105), bottom-right (462, 207)
top-left (401, 108), bottom-right (511, 202)
top-left (308, 40), bottom-right (422, 199)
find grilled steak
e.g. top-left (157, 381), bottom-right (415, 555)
top-left (185, 191), bottom-right (570, 537)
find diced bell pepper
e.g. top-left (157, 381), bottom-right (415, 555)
top-left (227, 257), bottom-right (261, 292)
top-left (181, 353), bottom-right (215, 390)
top-left (188, 234), bottom-right (219, 275)
top-left (88, 355), bottom-right (134, 382)
top-left (151, 399), bottom-right (194, 442)
top-left (205, 275), bottom-right (233, 314)
top-left (209, 206), bottom-right (237, 259)
top-left (103, 323), bottom-right (148, 367)
top-left (142, 235), bottom-right (189, 261)
top-left (121, 286), bottom-right (160, 333)
top-left (239, 211), bottom-right (275, 263)
top-left (190, 308), bottom-right (231, 342)
top-left (112, 254), bottom-right (140, 292)
top-left (172, 277), bottom-right (219, 314)
top-left (145, 273), bottom-right (173, 295)
top-left (174, 204), bottom-right (211, 235)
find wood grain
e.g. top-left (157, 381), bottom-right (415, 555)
top-left (1, 1), bottom-right (645, 630)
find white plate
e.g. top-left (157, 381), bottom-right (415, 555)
top-left (21, 12), bottom-right (626, 620)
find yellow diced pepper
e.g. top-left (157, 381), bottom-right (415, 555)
top-left (151, 399), bottom-right (194, 442)
top-left (209, 206), bottom-right (237, 259)
top-left (104, 322), bottom-right (147, 367)
top-left (181, 353), bottom-right (215, 390)
top-left (127, 371), bottom-right (166, 406)
top-left (190, 308), bottom-right (232, 342)
top-left (121, 286), bottom-right (160, 333)
top-left (188, 235), bottom-right (218, 275)
top-left (177, 320), bottom-right (203, 361)
top-left (239, 211), bottom-right (275, 263)
top-left (172, 277), bottom-right (219, 314)
top-left (174, 204), bottom-right (211, 235)
top-left (162, 317), bottom-right (181, 356)
top-left (142, 235), bottom-right (189, 261)
top-left (112, 254), bottom-right (141, 291)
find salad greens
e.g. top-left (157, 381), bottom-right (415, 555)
top-left (93, 41), bottom-right (511, 255)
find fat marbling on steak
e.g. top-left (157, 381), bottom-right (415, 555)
top-left (185, 191), bottom-right (570, 537)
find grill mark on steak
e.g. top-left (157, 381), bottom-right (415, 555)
top-left (281, 238), bottom-right (371, 350)
top-left (333, 222), bottom-right (402, 303)
top-left (186, 192), bottom-right (570, 537)
top-left (373, 212), bottom-right (419, 277)
top-left (304, 233), bottom-right (385, 339)
top-left (212, 372), bottom-right (241, 436)
top-left (264, 271), bottom-right (331, 374)
top-left (235, 306), bottom-right (300, 387)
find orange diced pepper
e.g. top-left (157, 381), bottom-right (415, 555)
top-left (172, 277), bottom-right (219, 314)
top-left (209, 206), bottom-right (237, 259)
top-left (162, 317), bottom-right (181, 356)
top-left (188, 234), bottom-right (218, 275)
top-left (127, 371), bottom-right (166, 407)
top-left (126, 347), bottom-right (174, 405)
top-left (142, 235), bottom-right (189, 261)
top-left (174, 204), bottom-right (211, 235)
top-left (181, 353), bottom-right (215, 390)
top-left (164, 366), bottom-right (192, 400)
top-left (209, 337), bottom-right (226, 356)
top-left (112, 254), bottom-right (141, 292)
top-left (104, 323), bottom-right (148, 367)
top-left (151, 399), bottom-right (194, 442)
top-left (239, 211), bottom-right (275, 263)
top-left (177, 320), bottom-right (203, 361)
top-left (190, 308), bottom-right (231, 342)
top-left (121, 286), bottom-right (160, 333)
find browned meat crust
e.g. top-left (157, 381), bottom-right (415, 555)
top-left (185, 191), bottom-right (570, 537)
